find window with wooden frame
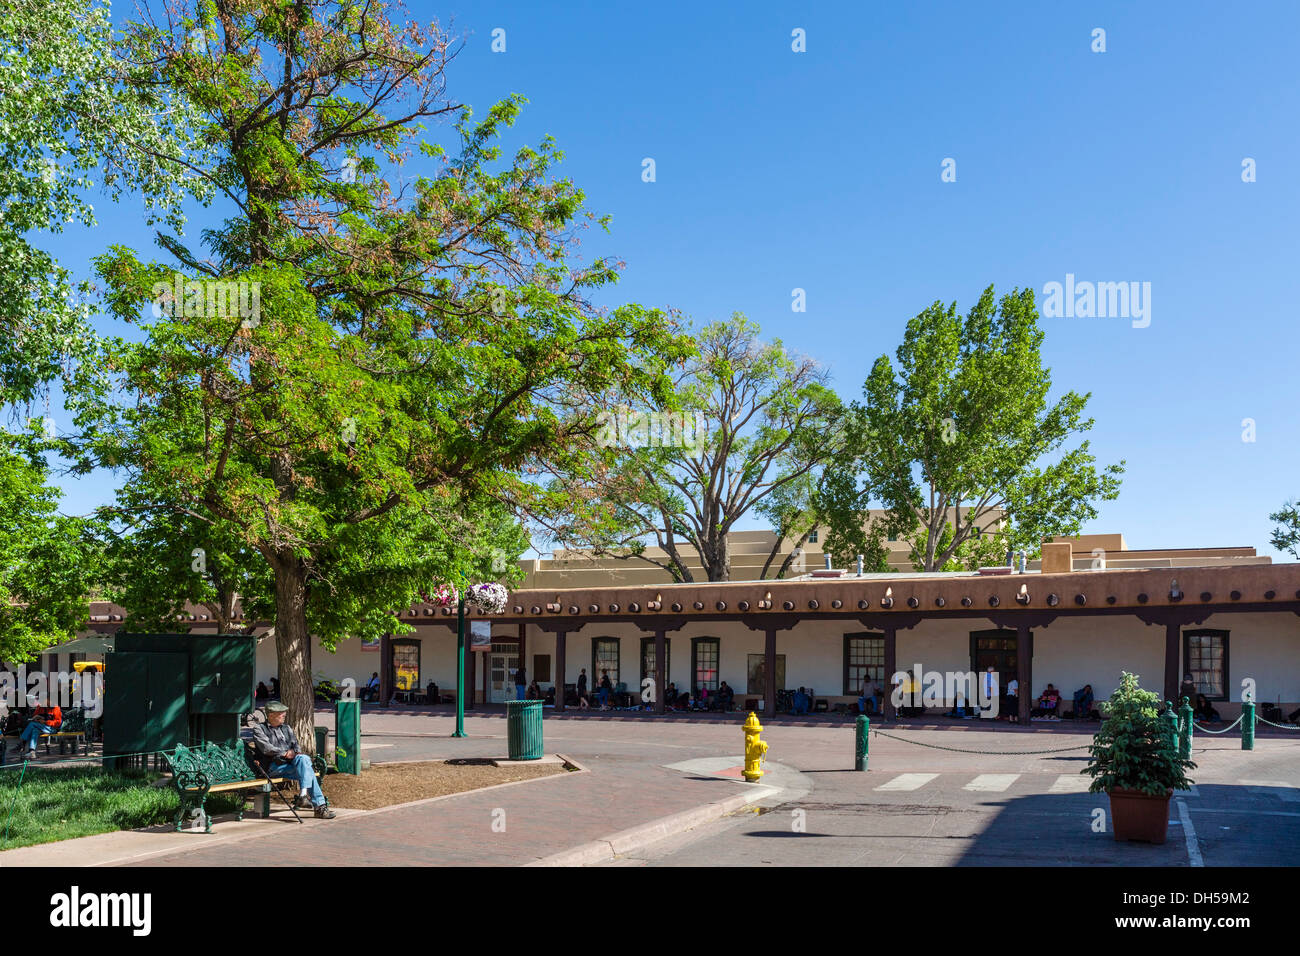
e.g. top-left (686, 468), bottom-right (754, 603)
top-left (843, 633), bottom-right (885, 695)
top-left (1184, 629), bottom-right (1229, 701)
top-left (391, 638), bottom-right (421, 692)
top-left (592, 638), bottom-right (620, 688)
top-left (691, 637), bottom-right (720, 693)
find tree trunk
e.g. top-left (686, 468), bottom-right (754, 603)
top-left (272, 556), bottom-right (316, 755)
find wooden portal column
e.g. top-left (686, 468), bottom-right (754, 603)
top-left (465, 642), bottom-right (476, 710)
top-left (518, 622), bottom-right (527, 678)
top-left (555, 630), bottom-right (567, 712)
top-left (654, 628), bottom-right (666, 715)
top-left (379, 633), bottom-right (391, 707)
top-left (764, 627), bottom-right (777, 718)
top-left (882, 627), bottom-right (897, 721)
top-left (1164, 620), bottom-right (1180, 706)
top-left (1017, 624), bottom-right (1033, 724)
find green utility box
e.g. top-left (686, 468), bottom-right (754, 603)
top-left (336, 698), bottom-right (361, 775)
top-left (505, 699), bottom-right (544, 760)
top-left (103, 633), bottom-right (256, 769)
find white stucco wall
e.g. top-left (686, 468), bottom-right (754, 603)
top-left (240, 608), bottom-right (1299, 715)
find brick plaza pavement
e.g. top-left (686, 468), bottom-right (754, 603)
top-left (5, 708), bottom-right (1299, 866)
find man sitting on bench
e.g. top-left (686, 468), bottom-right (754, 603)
top-left (14, 701), bottom-right (61, 761)
top-left (249, 702), bottom-right (335, 819)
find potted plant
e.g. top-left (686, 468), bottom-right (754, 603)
top-left (1084, 672), bottom-right (1195, 844)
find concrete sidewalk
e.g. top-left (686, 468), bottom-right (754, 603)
top-left (0, 743), bottom-right (774, 867)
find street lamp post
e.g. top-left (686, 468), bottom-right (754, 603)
top-left (453, 592), bottom-right (467, 738)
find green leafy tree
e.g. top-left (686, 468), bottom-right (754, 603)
top-left (546, 313), bottom-right (843, 582)
top-left (82, 1), bottom-right (688, 748)
top-left (0, 436), bottom-right (102, 661)
top-left (1084, 672), bottom-right (1195, 795)
top-left (1268, 501), bottom-right (1300, 558)
top-left (829, 285), bottom-right (1124, 572)
top-left (99, 503), bottom-right (268, 635)
top-left (0, 0), bottom-right (209, 408)
top-left (0, 0), bottom-right (204, 661)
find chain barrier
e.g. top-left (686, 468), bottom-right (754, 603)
top-left (1191, 715), bottom-right (1243, 734)
top-left (871, 728), bottom-right (1092, 756)
top-left (1255, 715), bottom-right (1300, 731)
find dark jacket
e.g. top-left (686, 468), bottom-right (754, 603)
top-left (250, 720), bottom-right (300, 768)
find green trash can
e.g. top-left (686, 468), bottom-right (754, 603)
top-left (505, 700), bottom-right (544, 760)
top-left (314, 725), bottom-right (329, 759)
top-left (336, 698), bottom-right (361, 775)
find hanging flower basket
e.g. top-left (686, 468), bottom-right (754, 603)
top-left (422, 583), bottom-right (458, 608)
top-left (465, 582), bottom-right (508, 614)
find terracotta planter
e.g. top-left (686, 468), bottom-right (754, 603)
top-left (1108, 787), bottom-right (1173, 844)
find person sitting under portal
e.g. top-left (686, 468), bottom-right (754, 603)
top-left (792, 687), bottom-right (811, 715)
top-left (249, 702), bottom-right (335, 819)
top-left (1034, 684), bottom-right (1061, 718)
top-left (715, 681), bottom-right (735, 712)
top-left (1072, 684), bottom-right (1095, 719)
top-left (1194, 693), bottom-right (1220, 723)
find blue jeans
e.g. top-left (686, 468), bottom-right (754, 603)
top-left (516, 685), bottom-right (526, 701)
top-left (19, 721), bottom-right (55, 751)
top-left (269, 754), bottom-right (324, 806)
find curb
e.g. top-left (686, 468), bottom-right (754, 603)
top-left (526, 782), bottom-right (780, 867)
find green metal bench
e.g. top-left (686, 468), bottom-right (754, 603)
top-left (0, 707), bottom-right (92, 765)
top-left (164, 740), bottom-right (327, 832)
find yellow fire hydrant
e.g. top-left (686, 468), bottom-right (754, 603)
top-left (743, 711), bottom-right (768, 782)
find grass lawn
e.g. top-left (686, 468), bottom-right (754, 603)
top-left (0, 765), bottom-right (241, 850)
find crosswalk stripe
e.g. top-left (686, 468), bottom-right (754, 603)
top-left (875, 773), bottom-right (939, 791)
top-left (963, 774), bottom-right (1020, 792)
top-left (1048, 775), bottom-right (1093, 793)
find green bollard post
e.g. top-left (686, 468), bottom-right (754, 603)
top-left (1162, 701), bottom-right (1179, 751)
top-left (1242, 701), bottom-right (1255, 751)
top-left (1178, 695), bottom-right (1193, 760)
top-left (855, 715), bottom-right (869, 771)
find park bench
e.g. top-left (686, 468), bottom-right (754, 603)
top-left (164, 740), bottom-right (327, 832)
top-left (0, 707), bottom-right (92, 765)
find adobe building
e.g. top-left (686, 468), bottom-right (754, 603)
top-left (61, 530), bottom-right (1297, 724)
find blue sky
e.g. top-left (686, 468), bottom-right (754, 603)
top-left (45, 0), bottom-right (1300, 558)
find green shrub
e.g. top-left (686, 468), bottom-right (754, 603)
top-left (1084, 672), bottom-right (1195, 795)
